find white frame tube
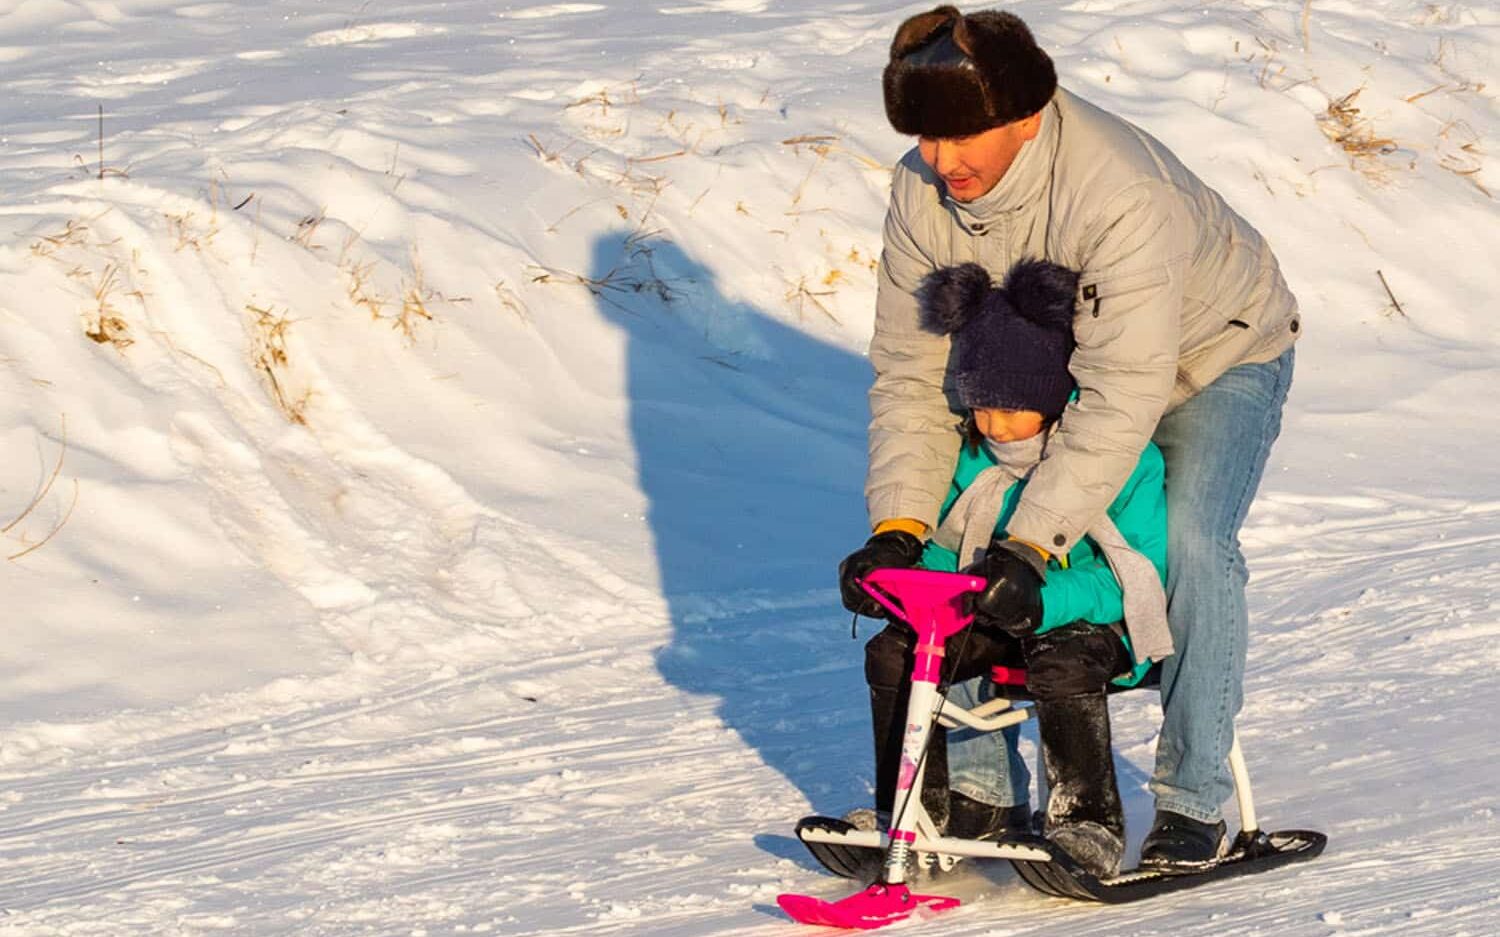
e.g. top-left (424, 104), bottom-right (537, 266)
top-left (884, 678), bottom-right (941, 885)
top-left (936, 695), bottom-right (1035, 732)
top-left (1229, 731), bottom-right (1257, 833)
top-left (799, 825), bottom-right (1054, 863)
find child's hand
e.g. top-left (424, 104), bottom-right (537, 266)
top-left (964, 540), bottom-right (1044, 636)
top-left (838, 530), bottom-right (925, 617)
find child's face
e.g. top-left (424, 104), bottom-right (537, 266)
top-left (973, 407), bottom-right (1046, 443)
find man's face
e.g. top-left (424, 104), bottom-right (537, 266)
top-left (917, 112), bottom-right (1044, 202)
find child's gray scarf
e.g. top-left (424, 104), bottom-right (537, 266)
top-left (931, 432), bottom-right (1174, 666)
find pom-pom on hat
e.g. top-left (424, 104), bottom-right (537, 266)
top-left (918, 259), bottom-right (1080, 419)
top-left (883, 6), bottom-right (1057, 138)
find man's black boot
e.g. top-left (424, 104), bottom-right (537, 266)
top-left (946, 791), bottom-right (1032, 840)
top-left (1139, 809), bottom-right (1228, 873)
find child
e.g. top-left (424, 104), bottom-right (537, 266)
top-left (841, 258), bottom-right (1172, 879)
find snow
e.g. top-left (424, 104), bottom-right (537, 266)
top-left (0, 0), bottom-right (1497, 934)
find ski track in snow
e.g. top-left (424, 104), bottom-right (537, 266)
top-left (1, 0), bottom-right (1498, 934)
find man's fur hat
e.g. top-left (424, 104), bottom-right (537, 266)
top-left (883, 6), bottom-right (1057, 138)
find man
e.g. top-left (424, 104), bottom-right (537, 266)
top-left (838, 5), bottom-right (1299, 871)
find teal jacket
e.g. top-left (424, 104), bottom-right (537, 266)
top-left (920, 437), bottom-right (1168, 687)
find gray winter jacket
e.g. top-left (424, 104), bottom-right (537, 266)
top-left (867, 88), bottom-right (1300, 553)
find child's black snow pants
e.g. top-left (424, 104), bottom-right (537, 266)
top-left (865, 620), bottom-right (1132, 837)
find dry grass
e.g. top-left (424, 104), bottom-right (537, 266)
top-left (781, 134), bottom-right (886, 208)
top-left (787, 144), bottom-right (829, 209)
top-left (31, 213), bottom-right (144, 349)
top-left (599, 163), bottom-right (671, 198)
top-left (847, 245), bottom-right (879, 273)
top-left (658, 110), bottom-right (710, 153)
top-left (528, 132), bottom-right (566, 164)
top-left (1416, 3), bottom-right (1457, 25)
top-left (653, 96), bottom-right (742, 155)
top-left (779, 134), bottom-right (890, 224)
top-left (564, 80), bottom-right (640, 117)
top-left (495, 278), bottom-right (530, 322)
top-left (30, 220), bottom-right (91, 258)
top-left (87, 104), bottom-right (129, 181)
top-left (1436, 120), bottom-right (1491, 198)
top-left (1317, 88), bottom-right (1399, 180)
top-left (247, 302), bottom-right (309, 424)
top-left (76, 263), bottom-right (134, 349)
top-left (1233, 28), bottom-right (1314, 95)
top-left (1404, 79), bottom-right (1485, 104)
top-left (563, 82), bottom-right (639, 143)
top-left (625, 149), bottom-right (687, 171)
top-left (250, 196), bottom-right (265, 265)
top-left (1432, 36), bottom-right (1485, 86)
top-left (1406, 37), bottom-right (1487, 105)
top-left (527, 228), bottom-right (679, 311)
top-left (1376, 269), bottom-right (1408, 317)
top-left (4, 417), bottom-right (79, 562)
top-left (783, 273), bottom-right (840, 323)
top-left (292, 208), bottom-right (327, 252)
top-left (527, 133), bottom-right (598, 179)
top-left (343, 256), bottom-right (389, 320)
top-left (546, 197), bottom-right (610, 233)
top-left (395, 253), bottom-right (437, 340)
top-left (164, 209), bottom-right (219, 253)
top-left (551, 179), bottom-right (665, 235)
top-left (687, 178), bottom-right (717, 215)
top-left (341, 249), bottom-right (445, 341)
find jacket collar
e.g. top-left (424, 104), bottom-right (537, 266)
top-left (945, 98), bottom-right (1059, 227)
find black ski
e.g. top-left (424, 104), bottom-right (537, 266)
top-left (794, 816), bottom-right (882, 884)
top-left (796, 817), bottom-right (1327, 903)
top-left (1005, 828), bottom-right (1328, 903)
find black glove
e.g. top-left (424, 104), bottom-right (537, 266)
top-left (964, 539), bottom-right (1045, 637)
top-left (838, 530), bottom-right (925, 617)
top-left (1021, 622), bottom-right (1131, 700)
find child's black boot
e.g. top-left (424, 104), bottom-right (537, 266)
top-left (1035, 692), bottom-right (1125, 879)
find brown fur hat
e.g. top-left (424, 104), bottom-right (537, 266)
top-left (883, 6), bottom-right (1056, 138)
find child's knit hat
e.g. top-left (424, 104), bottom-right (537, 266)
top-left (917, 259), bottom-right (1079, 420)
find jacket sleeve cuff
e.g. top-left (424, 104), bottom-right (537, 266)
top-left (1006, 501), bottom-right (1090, 557)
top-left (874, 517), bottom-right (928, 539)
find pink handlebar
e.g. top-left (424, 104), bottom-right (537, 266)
top-left (858, 568), bottom-right (986, 643)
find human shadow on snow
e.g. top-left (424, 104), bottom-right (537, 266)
top-left (587, 231), bottom-right (876, 821)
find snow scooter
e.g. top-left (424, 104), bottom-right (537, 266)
top-left (776, 567), bottom-right (1326, 929)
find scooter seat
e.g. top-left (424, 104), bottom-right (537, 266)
top-left (986, 660), bottom-right (1163, 700)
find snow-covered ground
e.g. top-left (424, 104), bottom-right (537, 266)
top-left (0, 0), bottom-right (1497, 933)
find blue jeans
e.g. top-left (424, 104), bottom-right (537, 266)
top-left (946, 350), bottom-right (1295, 819)
top-left (945, 676), bottom-right (1031, 807)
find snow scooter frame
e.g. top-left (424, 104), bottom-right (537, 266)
top-left (777, 568), bottom-right (1326, 929)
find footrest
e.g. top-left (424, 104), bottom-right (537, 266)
top-left (795, 816), bottom-right (882, 883)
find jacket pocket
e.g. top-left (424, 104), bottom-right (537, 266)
top-left (1177, 297), bottom-right (1249, 355)
top-left (1073, 265), bottom-right (1170, 348)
